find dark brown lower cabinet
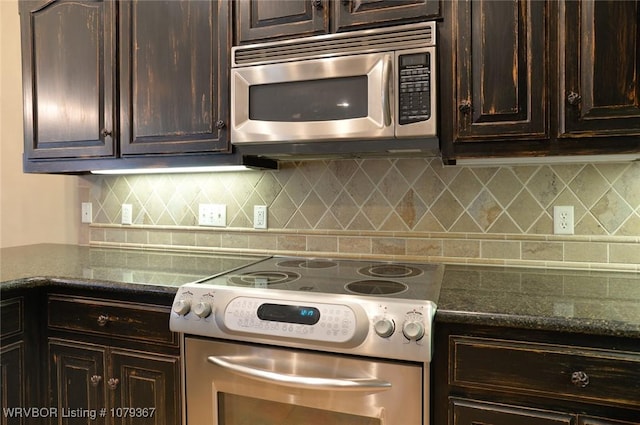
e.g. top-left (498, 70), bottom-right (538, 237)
top-left (46, 293), bottom-right (180, 425)
top-left (433, 322), bottom-right (640, 425)
top-left (1, 342), bottom-right (26, 425)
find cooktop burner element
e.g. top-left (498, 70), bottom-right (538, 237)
top-left (227, 270), bottom-right (300, 286)
top-left (359, 264), bottom-right (423, 278)
top-left (345, 279), bottom-right (408, 295)
top-left (277, 259), bottom-right (337, 269)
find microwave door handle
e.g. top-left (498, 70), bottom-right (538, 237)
top-left (382, 57), bottom-right (392, 127)
top-left (208, 356), bottom-right (391, 392)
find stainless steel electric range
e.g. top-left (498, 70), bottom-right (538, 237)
top-left (170, 256), bottom-right (444, 425)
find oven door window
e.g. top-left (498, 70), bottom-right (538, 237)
top-left (218, 393), bottom-right (380, 425)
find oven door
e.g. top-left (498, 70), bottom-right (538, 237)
top-left (231, 53), bottom-right (394, 144)
top-left (185, 337), bottom-right (424, 425)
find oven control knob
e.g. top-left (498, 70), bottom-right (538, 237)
top-left (172, 299), bottom-right (191, 316)
top-left (193, 302), bottom-right (212, 318)
top-left (402, 320), bottom-right (425, 341)
top-left (374, 318), bottom-right (395, 338)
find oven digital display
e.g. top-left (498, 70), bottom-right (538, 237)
top-left (257, 303), bottom-right (321, 325)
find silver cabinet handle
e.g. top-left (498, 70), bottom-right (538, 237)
top-left (97, 315), bottom-right (109, 326)
top-left (208, 356), bottom-right (391, 391)
top-left (90, 375), bottom-right (102, 387)
top-left (107, 378), bottom-right (120, 390)
top-left (571, 371), bottom-right (589, 388)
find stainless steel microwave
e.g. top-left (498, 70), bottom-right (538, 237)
top-left (230, 22), bottom-right (437, 155)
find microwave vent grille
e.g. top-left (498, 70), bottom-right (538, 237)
top-left (233, 22), bottom-right (435, 67)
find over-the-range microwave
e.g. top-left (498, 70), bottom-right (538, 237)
top-left (230, 22), bottom-right (438, 158)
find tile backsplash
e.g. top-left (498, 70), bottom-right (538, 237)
top-left (83, 158), bottom-right (640, 271)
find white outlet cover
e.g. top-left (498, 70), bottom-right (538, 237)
top-left (81, 202), bottom-right (92, 224)
top-left (254, 205), bottom-right (267, 229)
top-left (553, 206), bottom-right (574, 235)
top-left (122, 204), bottom-right (133, 225)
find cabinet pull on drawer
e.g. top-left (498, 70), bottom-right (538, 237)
top-left (90, 375), bottom-right (102, 387)
top-left (97, 314), bottom-right (110, 327)
top-left (107, 378), bottom-right (120, 390)
top-left (570, 371), bottom-right (589, 388)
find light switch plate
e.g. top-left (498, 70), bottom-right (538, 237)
top-left (121, 204), bottom-right (133, 225)
top-left (199, 204), bottom-right (226, 227)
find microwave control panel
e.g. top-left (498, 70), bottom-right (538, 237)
top-left (398, 52), bottom-right (431, 125)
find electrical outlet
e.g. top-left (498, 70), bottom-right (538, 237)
top-left (254, 205), bottom-right (267, 229)
top-left (121, 204), bottom-right (133, 225)
top-left (553, 206), bottom-right (574, 235)
top-left (81, 202), bottom-right (92, 223)
top-left (199, 204), bottom-right (226, 227)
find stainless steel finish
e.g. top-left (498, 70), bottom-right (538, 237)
top-left (232, 53), bottom-right (393, 143)
top-left (232, 21), bottom-right (435, 67)
top-left (207, 355), bottom-right (392, 391)
top-left (186, 337), bottom-right (426, 425)
top-left (230, 21), bottom-right (437, 148)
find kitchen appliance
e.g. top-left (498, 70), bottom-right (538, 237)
top-left (230, 22), bottom-right (438, 158)
top-left (170, 256), bottom-right (444, 425)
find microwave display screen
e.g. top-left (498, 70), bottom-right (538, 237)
top-left (249, 76), bottom-right (368, 122)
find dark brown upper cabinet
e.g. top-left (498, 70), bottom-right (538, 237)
top-left (19, 0), bottom-right (116, 160)
top-left (19, 0), bottom-right (231, 173)
top-left (559, 0), bottom-right (640, 138)
top-left (440, 0), bottom-right (640, 163)
top-left (119, 0), bottom-right (229, 155)
top-left (235, 0), bottom-right (439, 45)
top-left (442, 0), bottom-right (547, 152)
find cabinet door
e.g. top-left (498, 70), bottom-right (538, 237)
top-left (109, 349), bottom-right (180, 425)
top-left (49, 340), bottom-right (107, 425)
top-left (579, 417), bottom-right (640, 425)
top-left (119, 0), bottom-right (230, 155)
top-left (1, 342), bottom-right (25, 425)
top-left (443, 0), bottom-right (547, 156)
top-left (451, 399), bottom-right (575, 425)
top-left (235, 0), bottom-right (329, 44)
top-left (559, 0), bottom-right (640, 137)
top-left (19, 0), bottom-right (115, 160)
top-left (334, 0), bottom-right (439, 32)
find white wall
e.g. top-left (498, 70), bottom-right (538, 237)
top-left (0, 0), bottom-right (79, 248)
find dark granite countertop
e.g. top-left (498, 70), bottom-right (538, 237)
top-left (438, 265), bottom-right (640, 339)
top-left (1, 244), bottom-right (638, 339)
top-left (0, 243), bottom-right (266, 294)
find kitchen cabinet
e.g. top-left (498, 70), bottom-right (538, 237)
top-left (47, 294), bottom-right (180, 425)
top-left (440, 0), bottom-right (640, 162)
top-left (1, 293), bottom-right (42, 425)
top-left (19, 0), bottom-right (231, 173)
top-left (432, 322), bottom-right (640, 425)
top-left (235, 0), bottom-right (439, 44)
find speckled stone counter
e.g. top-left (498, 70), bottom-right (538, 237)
top-left (2, 244), bottom-right (639, 339)
top-left (437, 265), bottom-right (640, 339)
top-left (0, 243), bottom-right (266, 294)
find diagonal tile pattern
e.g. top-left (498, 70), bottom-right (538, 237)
top-left (86, 159), bottom-right (640, 238)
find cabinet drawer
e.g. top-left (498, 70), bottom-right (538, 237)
top-left (48, 295), bottom-right (177, 347)
top-left (450, 336), bottom-right (640, 408)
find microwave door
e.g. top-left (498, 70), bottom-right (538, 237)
top-left (231, 53), bottom-right (395, 144)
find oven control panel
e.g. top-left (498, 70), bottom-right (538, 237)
top-left (170, 284), bottom-right (437, 362)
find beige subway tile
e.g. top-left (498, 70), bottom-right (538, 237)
top-left (248, 233), bottom-right (276, 250)
top-left (148, 230), bottom-right (172, 246)
top-left (196, 232), bottom-right (222, 248)
top-left (105, 228), bottom-right (126, 243)
top-left (90, 228), bottom-right (106, 242)
top-left (564, 242), bottom-right (608, 263)
top-left (221, 233), bottom-right (249, 249)
top-left (372, 238), bottom-right (406, 256)
top-left (339, 237), bottom-right (371, 254)
top-left (172, 232), bottom-right (196, 247)
top-left (277, 235), bottom-right (306, 252)
top-left (125, 229), bottom-right (148, 245)
top-left (307, 236), bottom-right (338, 253)
top-left (443, 240), bottom-right (480, 258)
top-left (481, 241), bottom-right (521, 259)
top-left (406, 239), bottom-right (443, 257)
top-left (522, 241), bottom-right (563, 261)
top-left (609, 243), bottom-right (640, 264)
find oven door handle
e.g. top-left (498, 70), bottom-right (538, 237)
top-left (207, 356), bottom-right (391, 391)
